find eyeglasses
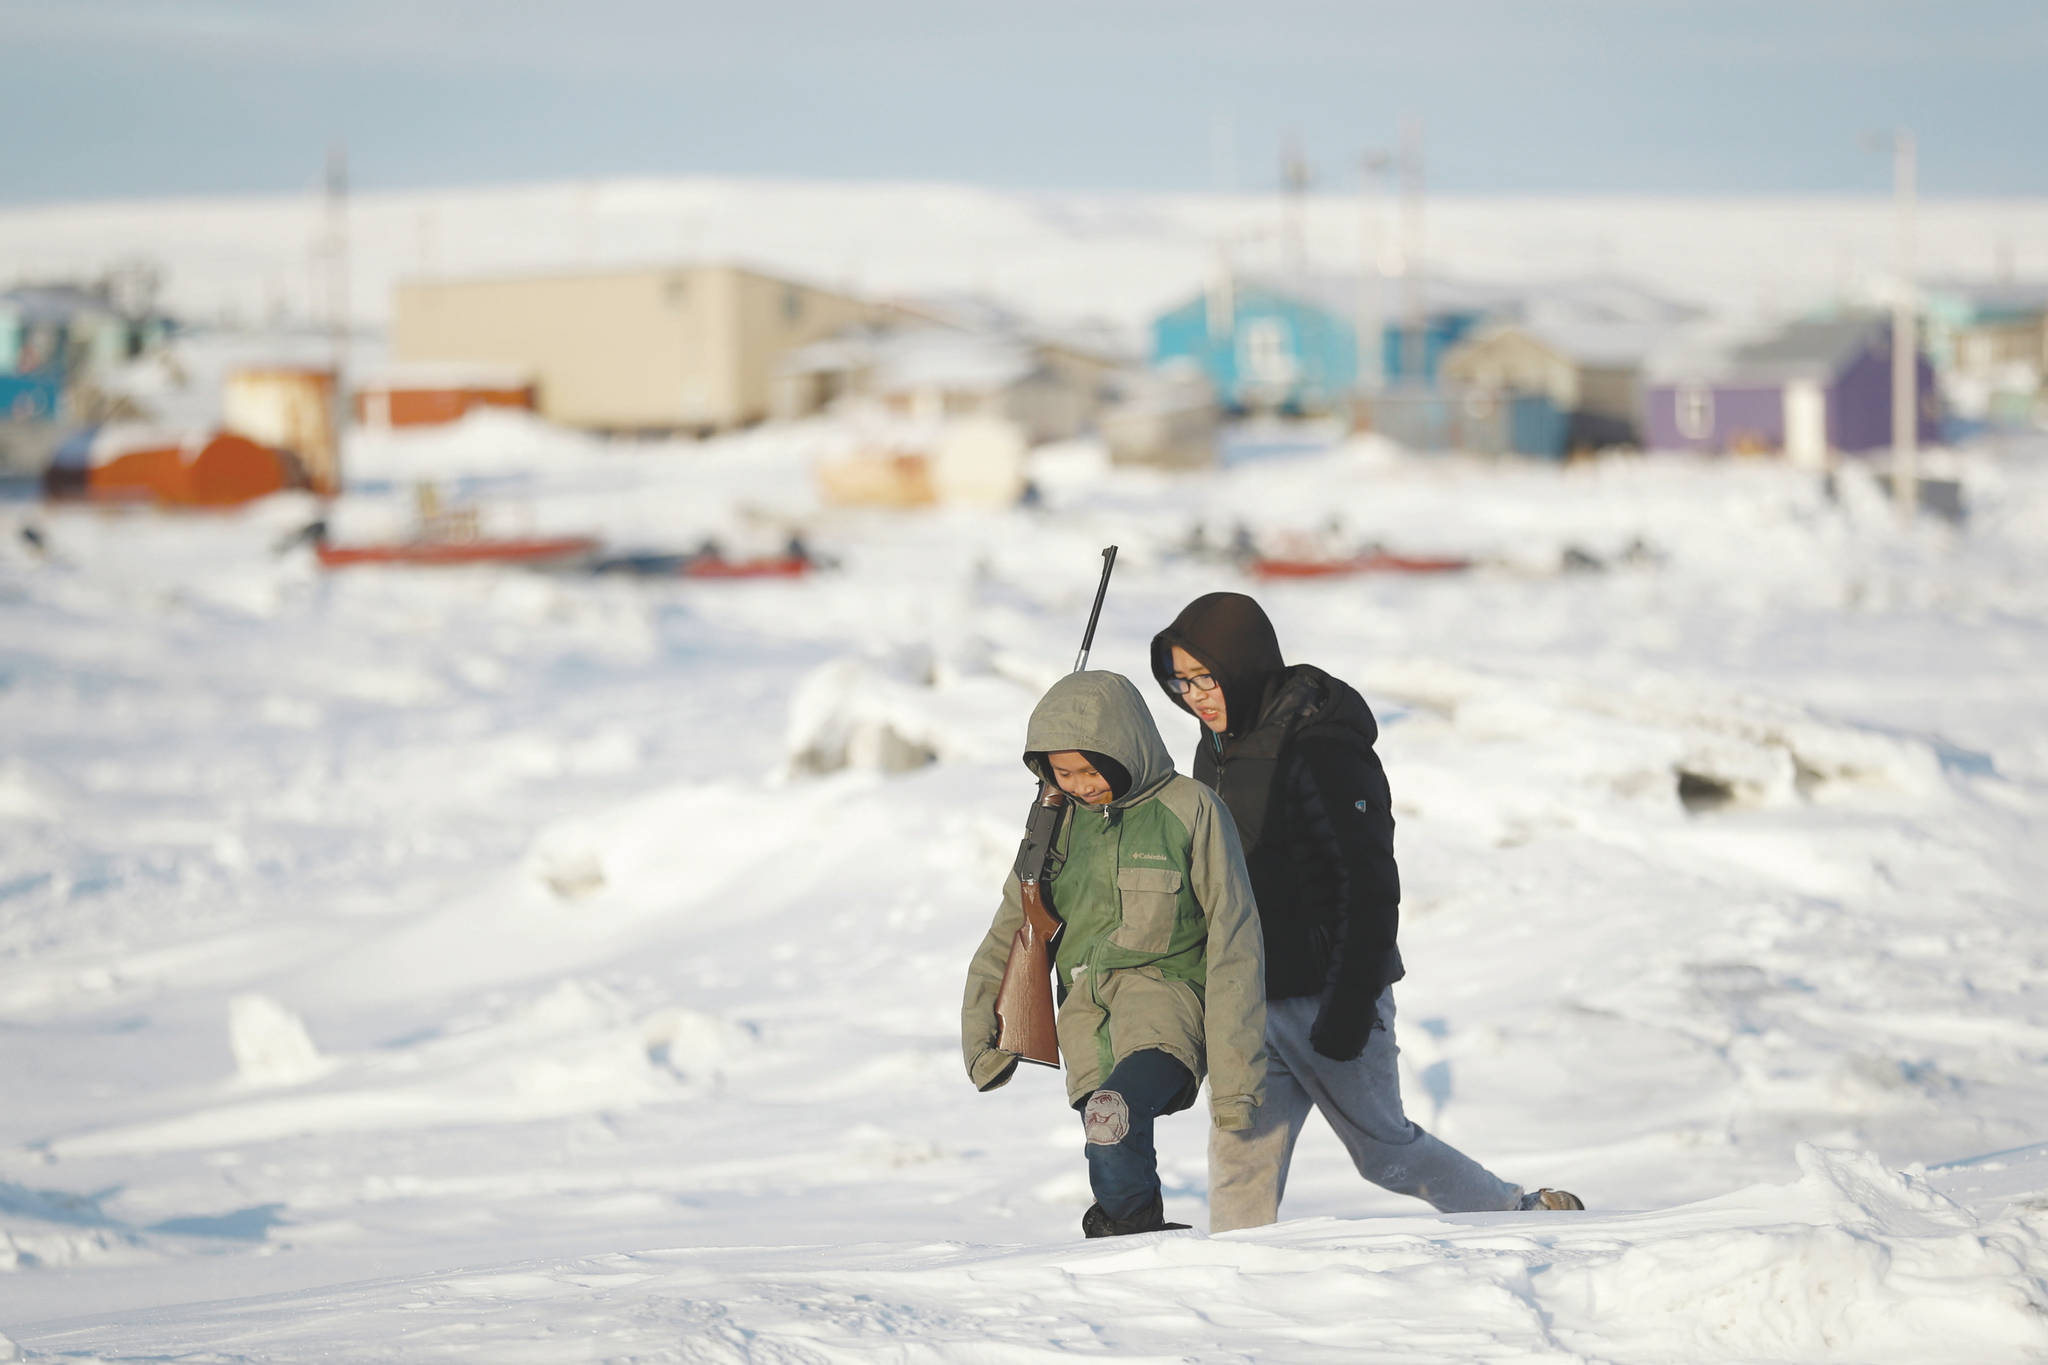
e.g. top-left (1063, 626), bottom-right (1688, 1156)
top-left (1166, 672), bottom-right (1219, 695)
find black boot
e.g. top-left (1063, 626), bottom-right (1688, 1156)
top-left (1081, 1193), bottom-right (1190, 1238)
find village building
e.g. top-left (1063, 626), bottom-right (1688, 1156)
top-left (392, 264), bottom-right (885, 436)
top-left (1438, 281), bottom-right (1706, 456)
top-left (1644, 314), bottom-right (1939, 464)
top-left (1098, 361), bottom-right (1220, 470)
top-left (1920, 281), bottom-right (2048, 430)
top-left (1149, 271), bottom-right (1518, 418)
top-left (0, 279), bottom-right (173, 474)
top-left (774, 296), bottom-right (1126, 445)
top-left (221, 367), bottom-right (342, 496)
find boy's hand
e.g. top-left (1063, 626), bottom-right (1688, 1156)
top-left (969, 1045), bottom-right (1020, 1092)
top-left (1212, 1098), bottom-right (1257, 1132)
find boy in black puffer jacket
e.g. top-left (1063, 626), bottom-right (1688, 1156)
top-left (1151, 591), bottom-right (1581, 1229)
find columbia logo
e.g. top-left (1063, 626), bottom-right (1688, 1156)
top-left (1354, 800), bottom-right (1369, 812)
top-left (1129, 852), bottom-right (1169, 862)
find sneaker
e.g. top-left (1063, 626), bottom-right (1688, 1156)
top-left (1081, 1194), bottom-right (1192, 1238)
top-left (1517, 1188), bottom-right (1585, 1211)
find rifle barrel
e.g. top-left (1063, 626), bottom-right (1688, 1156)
top-left (1072, 545), bottom-right (1119, 672)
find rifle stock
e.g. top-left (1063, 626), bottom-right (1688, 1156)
top-left (994, 784), bottom-right (1066, 1067)
top-left (994, 879), bottom-right (1061, 1066)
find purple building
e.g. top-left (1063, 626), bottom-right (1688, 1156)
top-left (1645, 315), bottom-right (1938, 462)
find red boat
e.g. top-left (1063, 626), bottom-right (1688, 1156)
top-left (1251, 551), bottom-right (1471, 579)
top-left (315, 535), bottom-right (601, 569)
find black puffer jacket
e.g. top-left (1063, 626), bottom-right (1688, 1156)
top-left (1152, 596), bottom-right (1405, 1044)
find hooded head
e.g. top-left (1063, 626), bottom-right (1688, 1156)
top-left (1022, 671), bottom-right (1175, 806)
top-left (1149, 592), bottom-right (1284, 740)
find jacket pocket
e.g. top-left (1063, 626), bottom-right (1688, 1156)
top-left (1101, 966), bottom-right (1206, 1090)
top-left (1111, 866), bottom-right (1184, 954)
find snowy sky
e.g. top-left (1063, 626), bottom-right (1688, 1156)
top-left (5, 0), bottom-right (2046, 203)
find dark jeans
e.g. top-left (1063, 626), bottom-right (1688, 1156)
top-left (1077, 1048), bottom-right (1197, 1221)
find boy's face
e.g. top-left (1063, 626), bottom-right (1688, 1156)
top-left (1170, 645), bottom-right (1228, 732)
top-left (1045, 750), bottom-right (1113, 806)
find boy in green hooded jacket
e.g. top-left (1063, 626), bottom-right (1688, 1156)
top-left (962, 670), bottom-right (1267, 1237)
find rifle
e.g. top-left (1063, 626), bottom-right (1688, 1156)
top-left (993, 545), bottom-right (1118, 1067)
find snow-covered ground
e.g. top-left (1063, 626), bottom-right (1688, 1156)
top-left (3, 421), bottom-right (2048, 1361)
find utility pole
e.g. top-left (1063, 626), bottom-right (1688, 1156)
top-left (1281, 132), bottom-right (1311, 279)
top-left (325, 142), bottom-right (350, 497)
top-left (1212, 111), bottom-right (1237, 198)
top-left (1399, 118), bottom-right (1426, 388)
top-left (1209, 112), bottom-right (1238, 343)
top-left (1890, 129), bottom-right (1917, 521)
top-left (1357, 151), bottom-right (1392, 397)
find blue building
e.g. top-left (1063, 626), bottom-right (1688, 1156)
top-left (1151, 272), bottom-right (1503, 415)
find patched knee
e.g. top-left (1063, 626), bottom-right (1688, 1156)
top-left (1082, 1089), bottom-right (1131, 1145)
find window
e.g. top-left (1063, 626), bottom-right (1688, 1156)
top-left (1239, 318), bottom-right (1298, 386)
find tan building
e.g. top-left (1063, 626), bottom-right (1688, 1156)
top-left (393, 264), bottom-right (881, 434)
top-left (1440, 325), bottom-right (1645, 434)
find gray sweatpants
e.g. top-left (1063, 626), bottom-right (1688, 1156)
top-left (1209, 988), bottom-right (1521, 1232)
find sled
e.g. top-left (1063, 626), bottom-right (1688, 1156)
top-left (591, 552), bottom-right (818, 579)
top-left (314, 535), bottom-right (601, 569)
top-left (1249, 551), bottom-right (1471, 579)
top-left (680, 554), bottom-right (815, 579)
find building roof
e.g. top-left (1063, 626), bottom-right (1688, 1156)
top-left (1725, 314), bottom-right (1887, 381)
top-left (781, 324), bottom-right (1038, 395)
top-left (1227, 271), bottom-right (1518, 322)
top-left (1921, 279), bottom-right (2048, 324)
top-left (1465, 317), bottom-right (1685, 368)
top-left (0, 284), bottom-right (123, 325)
top-left (1193, 271), bottom-right (1705, 346)
top-left (1643, 312), bottom-right (1896, 387)
top-left (872, 328), bottom-right (1037, 395)
top-left (888, 291), bottom-right (1132, 365)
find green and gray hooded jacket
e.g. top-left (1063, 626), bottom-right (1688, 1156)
top-left (961, 671), bottom-right (1267, 1130)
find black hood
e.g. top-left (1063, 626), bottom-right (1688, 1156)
top-left (1150, 592), bottom-right (1284, 742)
top-left (1267, 663), bottom-right (1380, 749)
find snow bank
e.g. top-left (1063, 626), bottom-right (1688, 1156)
top-left (783, 646), bottom-right (1030, 778)
top-left (1546, 1147), bottom-right (2048, 1361)
top-left (38, 1148), bottom-right (2045, 1363)
top-left (229, 993), bottom-right (326, 1087)
top-left (343, 406), bottom-right (608, 484)
top-left (0, 1183), bottom-right (144, 1274)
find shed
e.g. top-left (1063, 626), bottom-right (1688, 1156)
top-left (1644, 315), bottom-right (1938, 463)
